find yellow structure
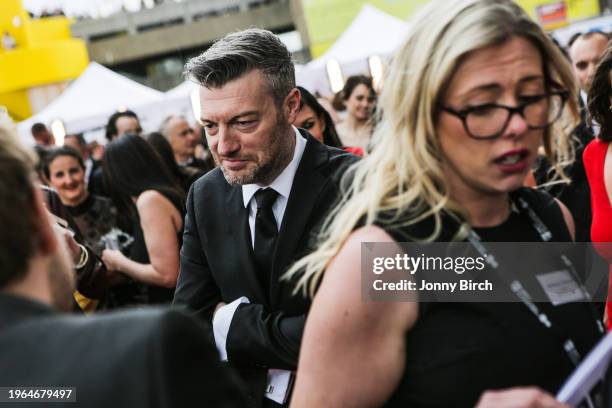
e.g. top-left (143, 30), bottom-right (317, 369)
top-left (0, 0), bottom-right (89, 121)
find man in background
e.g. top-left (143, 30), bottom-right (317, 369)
top-left (159, 114), bottom-right (212, 172)
top-left (64, 134), bottom-right (98, 187)
top-left (104, 110), bottom-right (142, 142)
top-left (569, 31), bottom-right (609, 118)
top-left (31, 122), bottom-right (55, 147)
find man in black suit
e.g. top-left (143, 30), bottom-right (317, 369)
top-left (173, 29), bottom-right (355, 407)
top-left (0, 120), bottom-right (246, 407)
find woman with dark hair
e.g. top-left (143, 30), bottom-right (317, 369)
top-left (44, 146), bottom-right (116, 254)
top-left (145, 132), bottom-right (204, 193)
top-left (295, 86), bottom-right (343, 148)
top-left (585, 45), bottom-right (612, 328)
top-left (335, 75), bottom-right (376, 151)
top-left (101, 134), bottom-right (185, 304)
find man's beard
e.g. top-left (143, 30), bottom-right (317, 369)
top-left (48, 239), bottom-right (75, 312)
top-left (217, 118), bottom-right (294, 186)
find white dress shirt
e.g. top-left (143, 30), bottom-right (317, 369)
top-left (212, 127), bottom-right (306, 404)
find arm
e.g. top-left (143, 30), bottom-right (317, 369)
top-left (225, 305), bottom-right (306, 369)
top-left (291, 226), bottom-right (418, 408)
top-left (173, 185), bottom-right (222, 322)
top-left (102, 190), bottom-right (181, 288)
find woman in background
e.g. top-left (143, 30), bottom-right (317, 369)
top-left (101, 134), bottom-right (185, 304)
top-left (585, 45), bottom-right (612, 328)
top-left (295, 86), bottom-right (365, 156)
top-left (295, 86), bottom-right (343, 147)
top-left (44, 146), bottom-right (116, 254)
top-left (335, 75), bottom-right (376, 151)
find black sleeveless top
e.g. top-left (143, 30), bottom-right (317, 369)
top-left (110, 189), bottom-right (184, 306)
top-left (378, 188), bottom-right (602, 408)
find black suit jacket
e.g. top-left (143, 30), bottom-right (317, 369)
top-left (173, 131), bottom-right (356, 405)
top-left (0, 294), bottom-right (246, 407)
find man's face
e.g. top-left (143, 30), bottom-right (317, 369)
top-left (570, 34), bottom-right (609, 91)
top-left (199, 70), bottom-right (300, 185)
top-left (167, 117), bottom-right (198, 162)
top-left (115, 116), bottom-right (142, 138)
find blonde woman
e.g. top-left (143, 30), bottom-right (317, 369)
top-left (287, 0), bottom-right (603, 407)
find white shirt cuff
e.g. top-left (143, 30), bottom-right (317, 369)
top-left (265, 369), bottom-right (293, 404)
top-left (212, 296), bottom-right (250, 361)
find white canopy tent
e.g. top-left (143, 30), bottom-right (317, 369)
top-left (17, 62), bottom-right (165, 144)
top-left (299, 5), bottom-right (410, 95)
top-left (162, 7), bottom-right (410, 116)
top-left (161, 80), bottom-right (199, 124)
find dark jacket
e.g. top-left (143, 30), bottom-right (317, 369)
top-left (0, 294), bottom-right (247, 407)
top-left (173, 130), bottom-right (356, 406)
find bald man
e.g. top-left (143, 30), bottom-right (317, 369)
top-left (569, 31), bottom-right (609, 110)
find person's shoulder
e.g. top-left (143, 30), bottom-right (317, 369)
top-left (516, 186), bottom-right (555, 208)
top-left (312, 140), bottom-right (359, 175)
top-left (584, 137), bottom-right (609, 160)
top-left (191, 166), bottom-right (230, 193)
top-left (135, 189), bottom-right (173, 212)
top-left (49, 307), bottom-right (212, 352)
top-left (0, 308), bottom-right (234, 407)
top-left (517, 187), bottom-right (573, 240)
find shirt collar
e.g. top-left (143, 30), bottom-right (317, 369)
top-left (580, 90), bottom-right (587, 108)
top-left (242, 127), bottom-right (306, 208)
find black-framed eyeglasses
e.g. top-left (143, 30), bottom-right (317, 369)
top-left (441, 91), bottom-right (569, 140)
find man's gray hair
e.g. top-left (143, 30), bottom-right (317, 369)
top-left (159, 114), bottom-right (184, 138)
top-left (184, 28), bottom-right (295, 105)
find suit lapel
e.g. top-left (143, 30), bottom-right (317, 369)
top-left (270, 135), bottom-right (331, 304)
top-left (224, 187), bottom-right (268, 305)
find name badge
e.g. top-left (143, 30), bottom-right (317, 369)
top-left (536, 270), bottom-right (585, 306)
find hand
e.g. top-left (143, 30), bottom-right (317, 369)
top-left (64, 232), bottom-right (81, 264)
top-left (51, 220), bottom-right (80, 264)
top-left (214, 302), bottom-right (227, 318)
top-left (476, 387), bottom-right (569, 408)
top-left (101, 249), bottom-right (127, 272)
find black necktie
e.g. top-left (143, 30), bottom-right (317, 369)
top-left (253, 188), bottom-right (279, 291)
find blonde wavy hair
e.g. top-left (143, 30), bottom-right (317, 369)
top-left (285, 0), bottom-right (579, 297)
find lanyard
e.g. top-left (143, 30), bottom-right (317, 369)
top-left (464, 195), bottom-right (604, 368)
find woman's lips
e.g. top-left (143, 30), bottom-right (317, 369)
top-left (493, 149), bottom-right (530, 174)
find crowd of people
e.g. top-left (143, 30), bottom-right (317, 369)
top-left (3, 0), bottom-right (612, 406)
